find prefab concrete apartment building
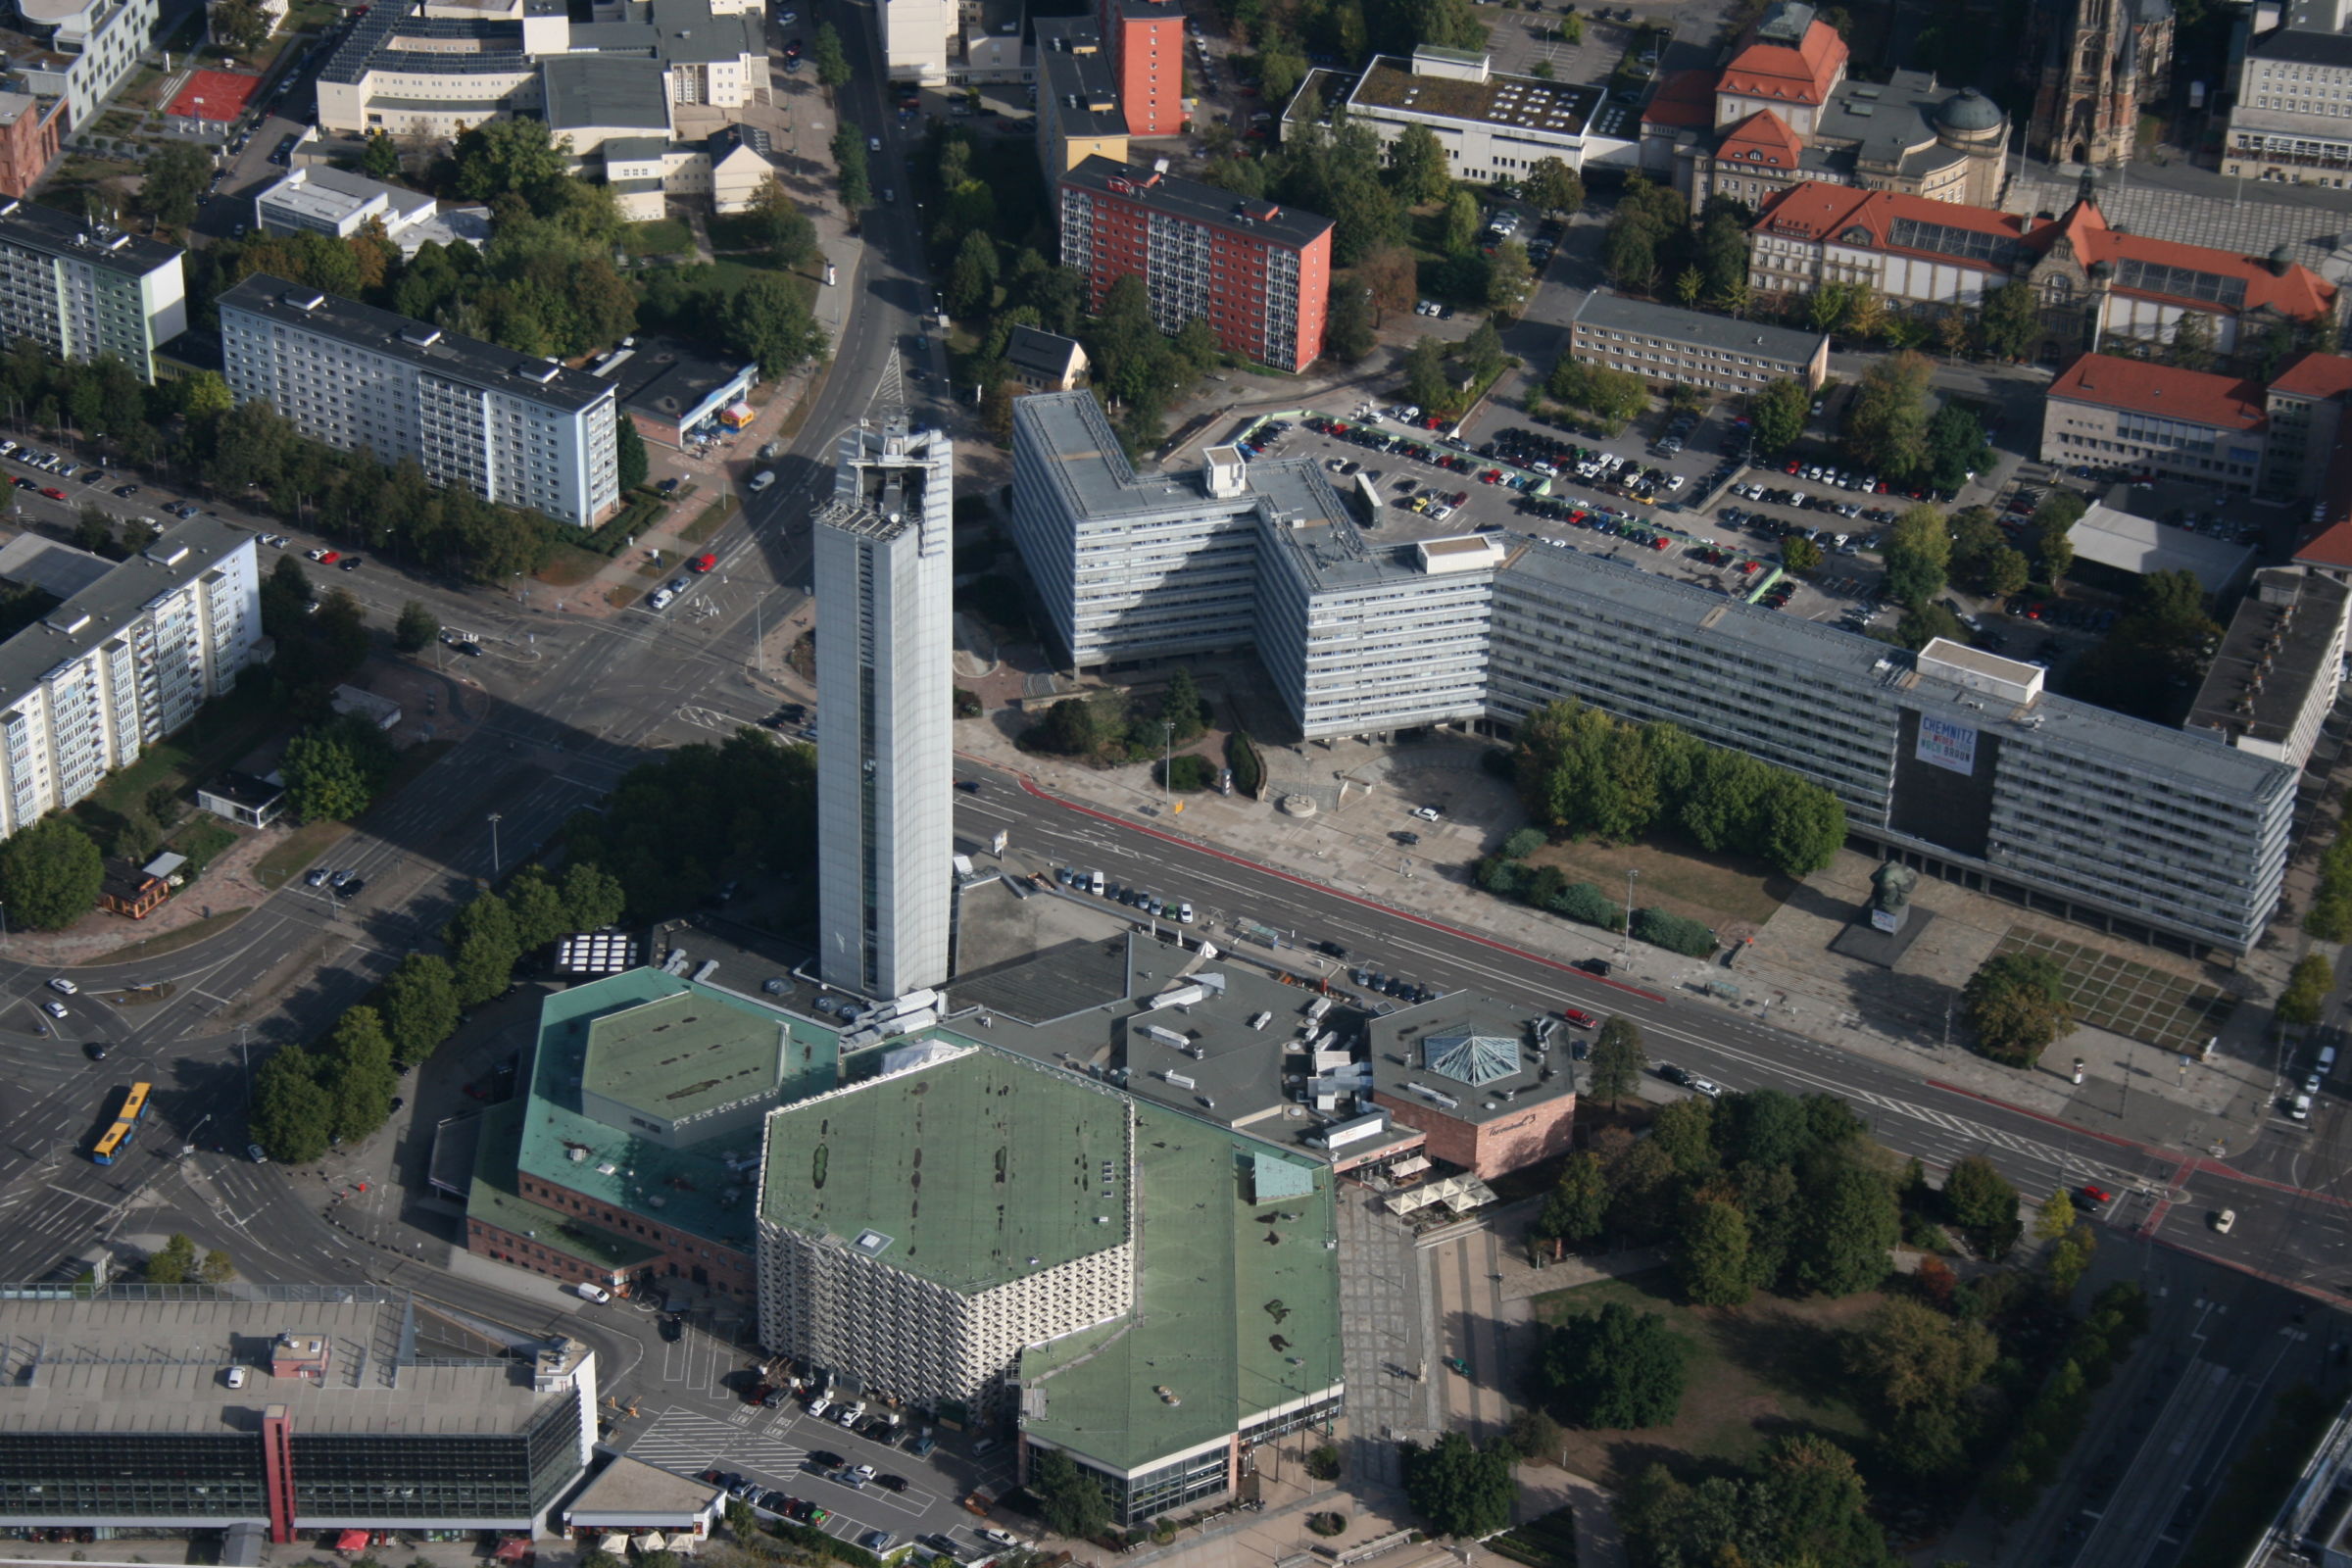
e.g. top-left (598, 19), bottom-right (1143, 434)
top-left (1009, 392), bottom-right (2294, 954)
top-left (0, 199), bottom-right (185, 381)
top-left (0, 516), bottom-right (261, 840)
top-left (219, 274), bottom-right (621, 528)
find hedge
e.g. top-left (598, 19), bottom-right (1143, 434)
top-left (1227, 729), bottom-right (1263, 798)
top-left (1552, 879), bottom-right (1626, 932)
top-left (769, 1518), bottom-right (882, 1568)
top-left (1156, 755), bottom-right (1215, 791)
top-left (1634, 906), bottom-right (1714, 957)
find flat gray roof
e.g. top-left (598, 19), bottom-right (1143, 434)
top-left (0, 1289), bottom-right (571, 1437)
top-left (0, 516), bottom-right (249, 713)
top-left (2188, 566), bottom-right (2350, 748)
top-left (607, 340), bottom-right (758, 423)
top-left (542, 55), bottom-right (671, 130)
top-left (2249, 24), bottom-right (2352, 65)
top-left (0, 533), bottom-right (112, 601)
top-left (2068, 501), bottom-right (2255, 596)
top-left (1499, 536), bottom-right (2293, 796)
top-left (257, 167), bottom-right (435, 227)
top-left (1570, 291), bottom-right (1829, 364)
top-left (1367, 994), bottom-right (1572, 1125)
top-left (0, 199), bottom-right (179, 278)
top-left (1812, 69), bottom-right (1964, 168)
top-left (220, 273), bottom-right (616, 413)
top-left (564, 1455), bottom-right (721, 1523)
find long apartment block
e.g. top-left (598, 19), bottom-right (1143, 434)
top-left (1009, 390), bottom-right (2295, 956)
top-left (0, 516), bottom-right (261, 839)
top-left (219, 274), bottom-right (621, 527)
top-left (0, 199), bottom-right (184, 381)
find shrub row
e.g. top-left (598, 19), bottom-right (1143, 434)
top-left (1980, 1283), bottom-right (2151, 1519)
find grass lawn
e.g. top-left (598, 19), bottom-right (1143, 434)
top-left (622, 219), bottom-right (696, 257)
top-left (253, 819), bottom-right (351, 889)
top-left (537, 544), bottom-right (611, 588)
top-left (1531, 1269), bottom-right (1875, 1479)
top-left (74, 683), bottom-right (285, 833)
top-left (167, 816), bottom-right (240, 876)
top-left (1522, 834), bottom-right (1791, 931)
top-left (679, 494), bottom-right (737, 546)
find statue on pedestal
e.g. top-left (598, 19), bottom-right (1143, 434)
top-left (1869, 862), bottom-right (1920, 934)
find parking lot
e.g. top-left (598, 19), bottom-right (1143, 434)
top-left (613, 1338), bottom-right (1023, 1563)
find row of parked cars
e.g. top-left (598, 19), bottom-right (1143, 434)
top-left (1057, 867), bottom-right (1196, 922)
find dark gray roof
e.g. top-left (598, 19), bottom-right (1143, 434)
top-left (1062, 155), bottom-right (1335, 252)
top-left (1367, 995), bottom-right (1574, 1127)
top-left (220, 273), bottom-right (616, 413)
top-left (1005, 324), bottom-right (1084, 378)
top-left (320, 10), bottom-right (530, 82)
top-left (1570, 291), bottom-right (1829, 364)
top-left (648, 0), bottom-right (761, 64)
top-left (1036, 18), bottom-right (1127, 138)
top-left (2188, 567), bottom-right (2349, 748)
top-left (0, 199), bottom-right (179, 277)
top-left (1939, 87), bottom-right (2003, 131)
top-left (0, 516), bottom-right (251, 707)
top-left (1810, 69), bottom-right (1965, 168)
top-left (2248, 25), bottom-right (2352, 65)
top-left (0, 533), bottom-right (112, 601)
top-left (608, 339), bottom-right (758, 421)
top-left (542, 55), bottom-right (671, 129)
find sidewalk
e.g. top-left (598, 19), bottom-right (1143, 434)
top-left (952, 713), bottom-right (2278, 1166)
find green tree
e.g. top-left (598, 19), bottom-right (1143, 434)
top-left (1030, 1447), bottom-right (1112, 1541)
top-left (1326, 279), bottom-right (1377, 363)
top-left (261, 553), bottom-right (314, 638)
top-left (1535, 1150), bottom-right (1609, 1245)
top-left (506, 867), bottom-right (570, 953)
top-left (281, 728), bottom-right (376, 823)
top-left (2278, 953), bottom-right (2333, 1027)
top-left (1978, 281), bottom-right (2041, 362)
top-left (1882, 503), bottom-right (1950, 608)
top-left (1793, 1165), bottom-right (1897, 1297)
top-left (1401, 1431), bottom-right (1517, 1538)
top-left (1525, 157), bottom-right (1584, 216)
top-left (727, 271), bottom-right (825, 375)
top-left (360, 130), bottom-right (401, 181)
top-left (615, 409), bottom-right (650, 490)
top-left (1783, 534), bottom-right (1824, 572)
top-left (1674, 266), bottom-right (1704, 307)
top-left (1159, 666), bottom-right (1206, 742)
top-left (1942, 1154), bottom-right (2022, 1258)
top-left (1401, 335), bottom-right (1453, 412)
top-left (1678, 1199), bottom-right (1754, 1305)
top-left (378, 953), bottom-right (461, 1065)
top-left (210, 0), bottom-right (271, 51)
top-left (0, 815), bottom-right (102, 930)
top-left (1586, 1015), bottom-right (1646, 1105)
top-left (136, 142), bottom-right (212, 229)
top-left (144, 1233), bottom-right (198, 1284)
top-left (1502, 1406), bottom-right (1566, 1464)
top-left (1649, 1097), bottom-right (1717, 1176)
top-left (453, 117), bottom-right (571, 202)
top-left (198, 1248), bottom-right (237, 1284)
top-left (445, 889), bottom-right (522, 1006)
top-left (1750, 376), bottom-right (1808, 454)
top-left (1925, 404), bottom-right (1987, 492)
top-left (561, 860), bottom-right (627, 929)
top-left (323, 1004), bottom-right (397, 1142)
top-left (1962, 952), bottom-right (2073, 1066)
top-left (2170, 309), bottom-right (2217, 371)
top-left (812, 22), bottom-right (852, 87)
top-left (312, 587), bottom-right (369, 678)
top-left (2034, 1187), bottom-right (2079, 1245)
top-left (1442, 187), bottom-right (1483, 257)
top-left (394, 600), bottom-right (439, 653)
top-left (1845, 1298), bottom-right (1998, 1419)
top-left (2034, 490), bottom-right (2085, 586)
top-left (251, 1045), bottom-right (333, 1163)
top-left (945, 228), bottom-right (1001, 316)
top-left (2047, 1222), bottom-right (2097, 1297)
top-left (748, 174), bottom-right (818, 267)
top-left (831, 123), bottom-right (870, 210)
top-left (1388, 123), bottom-right (1451, 204)
top-left (1844, 351), bottom-right (1935, 479)
top-left (1542, 1299), bottom-right (1690, 1428)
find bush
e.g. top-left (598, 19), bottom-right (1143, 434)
top-left (1634, 906), bottom-right (1713, 957)
top-left (1306, 1513), bottom-right (1348, 1538)
top-left (1227, 729), bottom-right (1263, 798)
top-left (1305, 1445), bottom-right (1343, 1481)
top-left (1550, 879), bottom-right (1627, 932)
top-left (1500, 826), bottom-right (1547, 859)
top-left (1155, 754), bottom-right (1215, 792)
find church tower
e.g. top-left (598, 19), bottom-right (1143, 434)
top-left (2026, 0), bottom-right (2174, 170)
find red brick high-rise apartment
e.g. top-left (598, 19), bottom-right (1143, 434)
top-left (1097, 0), bottom-right (1185, 136)
top-left (1058, 155), bottom-right (1333, 372)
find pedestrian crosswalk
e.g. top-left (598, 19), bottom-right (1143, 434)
top-left (622, 1406), bottom-right (808, 1480)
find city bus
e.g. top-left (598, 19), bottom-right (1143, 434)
top-left (91, 1082), bottom-right (153, 1165)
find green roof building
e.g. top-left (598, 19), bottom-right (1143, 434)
top-left (1014, 1106), bottom-right (1342, 1527)
top-left (756, 1046), bottom-right (1137, 1412)
top-left (466, 969), bottom-right (839, 1305)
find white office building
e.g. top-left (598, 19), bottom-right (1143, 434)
top-left (1009, 392), bottom-right (2298, 956)
top-left (0, 515), bottom-right (262, 841)
top-left (815, 416), bottom-right (954, 999)
top-left (12, 0), bottom-right (159, 130)
top-left (0, 200), bottom-right (184, 382)
top-left (218, 274), bottom-right (621, 528)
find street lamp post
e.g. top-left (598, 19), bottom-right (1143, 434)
top-left (1620, 868), bottom-right (1640, 956)
top-left (487, 812), bottom-right (504, 876)
top-left (1161, 720), bottom-right (1173, 810)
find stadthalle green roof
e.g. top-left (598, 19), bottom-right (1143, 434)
top-left (1016, 1107), bottom-right (1342, 1473)
top-left (759, 1048), bottom-right (1133, 1296)
top-left (584, 989), bottom-right (783, 1124)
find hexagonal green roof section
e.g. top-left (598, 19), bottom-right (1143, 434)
top-left (1016, 1108), bottom-right (1342, 1473)
top-left (760, 1048), bottom-right (1133, 1296)
top-left (583, 989), bottom-right (784, 1127)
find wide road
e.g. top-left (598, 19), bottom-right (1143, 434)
top-left (949, 755), bottom-right (2352, 1300)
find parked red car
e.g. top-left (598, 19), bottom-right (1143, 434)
top-left (37, 486), bottom-right (65, 501)
top-left (1561, 1008), bottom-right (1599, 1029)
top-left (690, 552), bottom-right (716, 572)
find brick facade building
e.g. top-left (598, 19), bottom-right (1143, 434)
top-left (1366, 1003), bottom-right (1577, 1181)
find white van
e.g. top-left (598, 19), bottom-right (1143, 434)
top-left (2319, 1046), bottom-right (2338, 1076)
top-left (2290, 1092), bottom-right (2314, 1121)
top-left (574, 1282), bottom-right (612, 1303)
top-left (650, 588), bottom-right (674, 611)
top-left (1088, 869), bottom-right (1105, 895)
top-left (748, 469), bottom-right (776, 493)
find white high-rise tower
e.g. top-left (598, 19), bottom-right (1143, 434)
top-left (813, 415), bottom-right (954, 998)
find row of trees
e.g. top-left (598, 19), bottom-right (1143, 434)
top-left (2305, 814), bottom-right (2352, 942)
top-left (1604, 180), bottom-right (1751, 315)
top-left (1507, 701), bottom-right (1847, 878)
